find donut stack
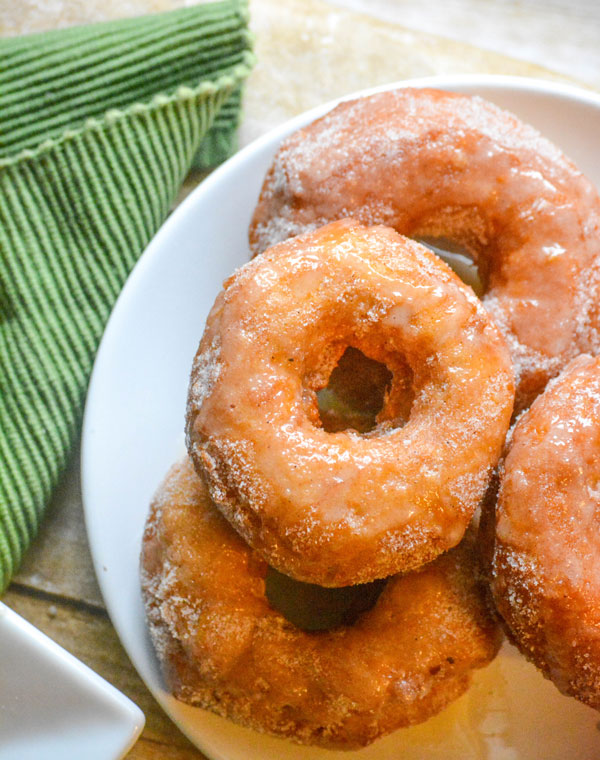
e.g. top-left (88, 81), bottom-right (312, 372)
top-left (141, 88), bottom-right (600, 749)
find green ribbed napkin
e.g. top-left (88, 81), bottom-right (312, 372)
top-left (0, 1), bottom-right (254, 592)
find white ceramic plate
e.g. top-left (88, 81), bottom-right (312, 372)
top-left (82, 76), bottom-right (600, 759)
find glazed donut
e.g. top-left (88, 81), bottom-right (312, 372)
top-left (186, 218), bottom-right (514, 586)
top-left (249, 87), bottom-right (600, 411)
top-left (141, 457), bottom-right (501, 750)
top-left (486, 354), bottom-right (600, 709)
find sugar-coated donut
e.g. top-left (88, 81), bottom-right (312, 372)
top-left (141, 458), bottom-right (501, 750)
top-left (186, 219), bottom-right (514, 586)
top-left (486, 355), bottom-right (600, 709)
top-left (249, 88), bottom-right (600, 412)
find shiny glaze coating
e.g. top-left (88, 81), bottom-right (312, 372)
top-left (141, 458), bottom-right (501, 750)
top-left (186, 219), bottom-right (514, 586)
top-left (249, 88), bottom-right (600, 412)
top-left (487, 355), bottom-right (600, 709)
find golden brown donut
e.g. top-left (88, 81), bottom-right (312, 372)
top-left (249, 87), bottom-right (600, 412)
top-left (140, 458), bottom-right (502, 750)
top-left (186, 219), bottom-right (514, 586)
top-left (486, 355), bottom-right (600, 709)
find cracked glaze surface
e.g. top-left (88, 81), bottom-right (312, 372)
top-left (186, 219), bottom-right (514, 586)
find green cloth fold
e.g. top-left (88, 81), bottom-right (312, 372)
top-left (0, 1), bottom-right (254, 591)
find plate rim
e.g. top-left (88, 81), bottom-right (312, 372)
top-left (83, 74), bottom-right (600, 323)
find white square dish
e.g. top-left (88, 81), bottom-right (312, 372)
top-left (0, 602), bottom-right (144, 760)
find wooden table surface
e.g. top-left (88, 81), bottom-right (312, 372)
top-left (2, 0), bottom-right (598, 757)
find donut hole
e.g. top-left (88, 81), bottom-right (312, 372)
top-left (316, 347), bottom-right (393, 433)
top-left (418, 236), bottom-right (484, 297)
top-left (265, 566), bottom-right (387, 631)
